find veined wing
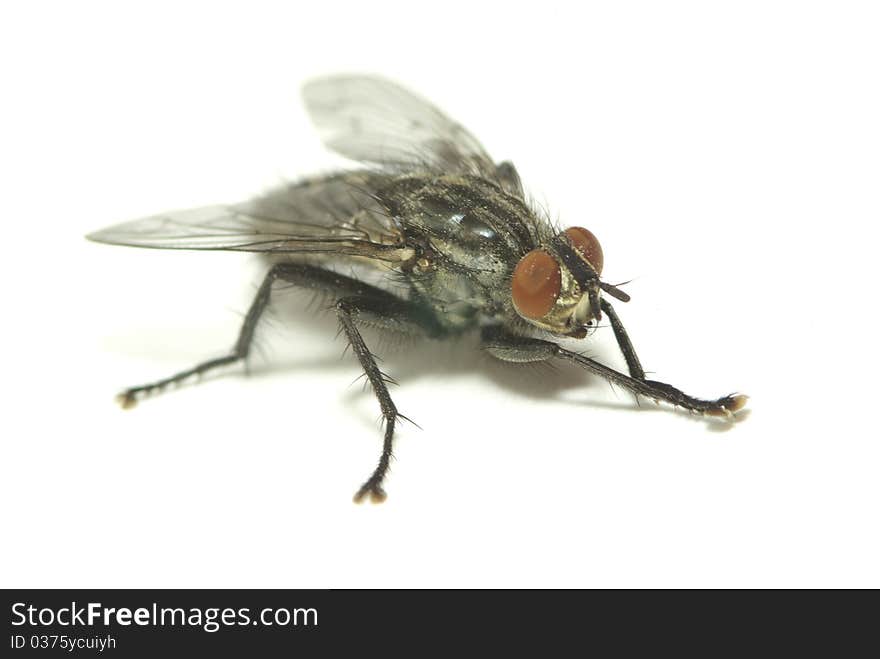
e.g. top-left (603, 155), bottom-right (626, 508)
top-left (303, 75), bottom-right (500, 178)
top-left (86, 173), bottom-right (411, 263)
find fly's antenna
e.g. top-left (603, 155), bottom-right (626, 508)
top-left (600, 280), bottom-right (631, 303)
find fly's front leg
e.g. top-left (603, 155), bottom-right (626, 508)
top-left (334, 295), bottom-right (432, 504)
top-left (116, 262), bottom-right (400, 408)
top-left (600, 298), bottom-right (645, 380)
top-left (482, 327), bottom-right (747, 417)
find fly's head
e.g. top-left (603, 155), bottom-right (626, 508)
top-left (510, 227), bottom-right (630, 338)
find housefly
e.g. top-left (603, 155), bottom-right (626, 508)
top-left (88, 75), bottom-right (747, 503)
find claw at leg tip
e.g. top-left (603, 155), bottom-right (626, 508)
top-left (116, 393), bottom-right (137, 410)
top-left (706, 393), bottom-right (749, 419)
top-left (730, 394), bottom-right (749, 412)
top-left (352, 486), bottom-right (387, 504)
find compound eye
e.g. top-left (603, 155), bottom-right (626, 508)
top-left (511, 249), bottom-right (562, 319)
top-left (564, 226), bottom-right (604, 275)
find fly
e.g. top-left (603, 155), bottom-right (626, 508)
top-left (87, 75), bottom-right (747, 503)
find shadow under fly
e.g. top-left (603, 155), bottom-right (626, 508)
top-left (88, 74), bottom-right (748, 503)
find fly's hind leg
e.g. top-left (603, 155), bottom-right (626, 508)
top-left (118, 261), bottom-right (434, 502)
top-left (117, 265), bottom-right (279, 408)
top-left (117, 262), bottom-right (412, 408)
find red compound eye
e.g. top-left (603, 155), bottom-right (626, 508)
top-left (564, 226), bottom-right (603, 275)
top-left (511, 249), bottom-right (562, 320)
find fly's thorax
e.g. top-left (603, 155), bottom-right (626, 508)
top-left (379, 173), bottom-right (545, 331)
top-left (377, 174), bottom-right (541, 257)
top-left (405, 239), bottom-right (503, 332)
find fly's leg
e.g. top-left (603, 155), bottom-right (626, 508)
top-left (599, 298), bottom-right (645, 380)
top-left (117, 267), bottom-right (276, 408)
top-left (334, 295), bottom-right (433, 504)
top-left (118, 262), bottom-right (432, 502)
top-left (482, 327), bottom-right (747, 417)
top-left (117, 262), bottom-right (412, 408)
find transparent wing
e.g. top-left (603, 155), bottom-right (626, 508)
top-left (86, 173), bottom-right (410, 262)
top-left (303, 74), bottom-right (498, 176)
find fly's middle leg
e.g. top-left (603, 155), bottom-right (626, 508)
top-left (334, 295), bottom-right (418, 503)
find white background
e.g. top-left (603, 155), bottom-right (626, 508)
top-left (2, 1), bottom-right (878, 588)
